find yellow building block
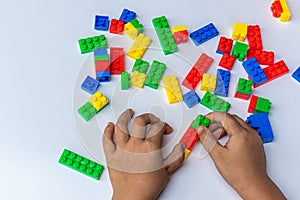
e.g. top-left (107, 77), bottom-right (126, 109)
top-left (125, 23), bottom-right (139, 40)
top-left (172, 25), bottom-right (187, 34)
top-left (232, 22), bottom-right (248, 41)
top-left (163, 76), bottom-right (183, 104)
top-left (184, 149), bottom-right (191, 160)
top-left (88, 91), bottom-right (109, 112)
top-left (279, 0), bottom-right (291, 22)
top-left (201, 74), bottom-right (217, 92)
top-left (127, 33), bottom-right (151, 60)
top-left (131, 71), bottom-right (146, 88)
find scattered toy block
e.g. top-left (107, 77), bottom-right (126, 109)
top-left (248, 95), bottom-right (258, 113)
top-left (121, 71), bottom-right (130, 90)
top-left (144, 60), bottom-right (166, 89)
top-left (232, 41), bottom-right (249, 61)
top-left (292, 66), bottom-right (300, 83)
top-left (192, 114), bottom-right (211, 130)
top-left (248, 95), bottom-right (272, 114)
top-left (152, 16), bottom-right (178, 55)
top-left (127, 33), bottom-right (151, 59)
top-left (263, 60), bottom-right (289, 84)
top-left (214, 69), bottom-right (231, 97)
top-left (247, 49), bottom-right (274, 65)
top-left (95, 60), bottom-right (110, 72)
top-left (172, 25), bottom-right (187, 33)
top-left (94, 48), bottom-right (109, 61)
top-left (89, 91), bottom-right (109, 112)
top-left (131, 71), bottom-right (146, 88)
top-left (173, 30), bottom-right (188, 44)
top-left (216, 36), bottom-right (233, 54)
top-left (182, 67), bottom-right (202, 90)
top-left (247, 25), bottom-right (263, 50)
top-left (200, 91), bottom-right (230, 112)
top-left (242, 58), bottom-right (267, 86)
top-left (163, 76), bottom-right (183, 104)
top-left (109, 19), bottom-right (124, 34)
top-left (193, 53), bottom-right (214, 73)
top-left (119, 8), bottom-right (136, 23)
top-left (96, 71), bottom-right (111, 82)
top-left (132, 59), bottom-right (149, 74)
top-left (279, 0), bottom-right (291, 22)
top-left (183, 90), bottom-right (201, 108)
top-left (190, 23), bottom-right (219, 46)
top-left (110, 47), bottom-right (124, 75)
top-left (124, 19), bottom-right (143, 40)
top-left (77, 102), bottom-right (97, 121)
top-left (59, 149), bottom-right (104, 180)
top-left (201, 74), bottom-right (217, 92)
top-left (180, 125), bottom-right (199, 150)
top-left (232, 22), bottom-right (248, 41)
top-left (271, 0), bottom-right (283, 18)
top-left (81, 75), bottom-right (100, 94)
top-left (78, 35), bottom-right (107, 54)
top-left (246, 113), bottom-right (274, 143)
top-left (234, 78), bottom-right (252, 100)
top-left (184, 149), bottom-right (191, 160)
top-left (218, 53), bottom-right (236, 70)
top-left (94, 15), bottom-right (109, 31)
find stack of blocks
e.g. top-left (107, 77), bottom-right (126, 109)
top-left (124, 19), bottom-right (143, 40)
top-left (131, 59), bottom-right (149, 88)
top-left (94, 48), bottom-right (110, 82)
top-left (127, 33), bottom-right (151, 59)
top-left (163, 76), bottom-right (183, 104)
top-left (200, 92), bottom-right (230, 112)
top-left (214, 69), bottom-right (231, 97)
top-left (190, 23), bottom-right (219, 46)
top-left (78, 35), bottom-right (108, 54)
top-left (172, 25), bottom-right (188, 44)
top-left (242, 57), bottom-right (267, 87)
top-left (144, 60), bottom-right (166, 89)
top-left (110, 47), bottom-right (125, 75)
top-left (234, 78), bottom-right (253, 100)
top-left (248, 95), bottom-right (272, 114)
top-left (270, 0), bottom-right (291, 22)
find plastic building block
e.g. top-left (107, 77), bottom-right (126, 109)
top-left (248, 95), bottom-right (258, 113)
top-left (216, 36), bottom-right (233, 54)
top-left (78, 35), bottom-right (107, 54)
top-left (96, 71), bottom-right (111, 82)
top-left (95, 60), bottom-right (109, 72)
top-left (163, 76), bottom-right (183, 104)
top-left (183, 90), bottom-right (201, 108)
top-left (124, 19), bottom-right (143, 40)
top-left (94, 48), bottom-right (109, 61)
top-left (246, 113), bottom-right (274, 143)
top-left (88, 91), bottom-right (109, 112)
top-left (271, 0), bottom-right (283, 18)
top-left (131, 71), bottom-right (146, 88)
top-left (109, 19), bottom-right (124, 34)
top-left (234, 78), bottom-right (252, 100)
top-left (121, 71), bottom-right (130, 90)
top-left (94, 15), bottom-right (109, 31)
top-left (119, 8), bottom-right (136, 23)
top-left (77, 102), bottom-right (97, 121)
top-left (214, 69), bottom-right (231, 97)
top-left (184, 149), bottom-right (191, 160)
top-left (59, 149), bottom-right (104, 180)
top-left (110, 47), bottom-right (124, 75)
top-left (152, 16), bottom-right (178, 55)
top-left (191, 115), bottom-right (211, 130)
top-left (193, 53), bottom-right (214, 73)
top-left (232, 41), bottom-right (249, 61)
top-left (127, 33), bottom-right (151, 59)
top-left (201, 74), bottom-right (217, 92)
top-left (279, 0), bottom-right (291, 22)
top-left (144, 60), bottom-right (166, 89)
top-left (248, 95), bottom-right (272, 114)
top-left (190, 23), bottom-right (219, 46)
top-left (200, 91), bottom-right (230, 112)
top-left (232, 22), bottom-right (248, 41)
top-left (173, 30), bottom-right (188, 44)
top-left (180, 125), bottom-right (199, 150)
top-left (81, 75), bottom-right (100, 94)
top-left (218, 53), bottom-right (236, 70)
top-left (182, 67), bottom-right (202, 90)
top-left (242, 58), bottom-right (267, 86)
top-left (247, 49), bottom-right (274, 65)
top-left (172, 25), bottom-right (187, 33)
top-left (292, 66), bottom-right (300, 83)
top-left (247, 25), bottom-right (263, 50)
top-left (263, 60), bottom-right (289, 84)
top-left (132, 59), bottom-right (149, 74)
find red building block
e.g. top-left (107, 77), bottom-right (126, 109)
top-left (218, 53), bottom-right (236, 70)
top-left (247, 25), bottom-right (263, 50)
top-left (173, 30), bottom-right (188, 44)
top-left (271, 0), bottom-right (283, 18)
top-left (193, 53), bottom-right (214, 74)
top-left (110, 47), bottom-right (124, 74)
top-left (263, 60), bottom-right (289, 82)
top-left (216, 36), bottom-right (233, 54)
top-left (180, 124), bottom-right (199, 150)
top-left (182, 67), bottom-right (202, 90)
top-left (95, 60), bottom-right (109, 72)
top-left (248, 95), bottom-right (258, 113)
top-left (234, 92), bottom-right (250, 100)
top-left (247, 49), bottom-right (274, 65)
top-left (109, 19), bottom-right (124, 34)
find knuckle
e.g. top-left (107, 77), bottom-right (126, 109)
top-left (133, 116), bottom-right (145, 125)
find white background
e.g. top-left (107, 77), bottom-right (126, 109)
top-left (1, 0), bottom-right (300, 199)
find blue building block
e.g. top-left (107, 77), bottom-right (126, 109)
top-left (183, 90), bottom-right (201, 108)
top-left (96, 71), bottom-right (110, 82)
top-left (81, 75), bottom-right (100, 94)
top-left (189, 23), bottom-right (219, 46)
top-left (94, 48), bottom-right (108, 56)
top-left (119, 9), bottom-right (136, 23)
top-left (246, 113), bottom-right (274, 143)
top-left (292, 66), bottom-right (300, 83)
top-left (95, 15), bottom-right (109, 31)
top-left (242, 58), bottom-right (267, 86)
top-left (214, 69), bottom-right (231, 97)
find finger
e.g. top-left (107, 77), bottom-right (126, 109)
top-left (102, 122), bottom-right (116, 155)
top-left (130, 113), bottom-right (160, 139)
top-left (231, 114), bottom-right (251, 130)
top-left (208, 122), bottom-right (226, 139)
top-left (146, 122), bottom-right (173, 147)
top-left (115, 109), bottom-right (134, 145)
top-left (164, 142), bottom-right (185, 175)
top-left (198, 126), bottom-right (226, 160)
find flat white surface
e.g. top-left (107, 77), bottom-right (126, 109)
top-left (1, 0), bottom-right (300, 199)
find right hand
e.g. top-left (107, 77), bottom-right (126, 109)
top-left (197, 112), bottom-right (286, 200)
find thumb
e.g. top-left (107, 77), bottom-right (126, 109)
top-left (163, 142), bottom-right (185, 175)
top-left (197, 126), bottom-right (225, 160)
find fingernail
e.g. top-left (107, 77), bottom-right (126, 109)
top-left (197, 126), bottom-right (205, 134)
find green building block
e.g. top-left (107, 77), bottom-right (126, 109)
top-left (78, 35), bottom-right (108, 54)
top-left (94, 54), bottom-right (109, 61)
top-left (130, 19), bottom-right (143, 33)
top-left (152, 16), bottom-right (178, 55)
top-left (132, 59), bottom-right (149, 74)
top-left (192, 115), bottom-right (211, 130)
top-left (144, 60), bottom-right (166, 89)
top-left (59, 149), bottom-right (104, 180)
top-left (237, 78), bottom-right (252, 95)
top-left (232, 41), bottom-right (248, 61)
top-left (77, 102), bottom-right (97, 121)
top-left (255, 97), bottom-right (272, 114)
top-left (121, 71), bottom-right (131, 90)
top-left (200, 91), bottom-right (230, 112)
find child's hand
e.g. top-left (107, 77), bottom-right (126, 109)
top-left (102, 109), bottom-right (185, 200)
top-left (198, 112), bottom-right (286, 200)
